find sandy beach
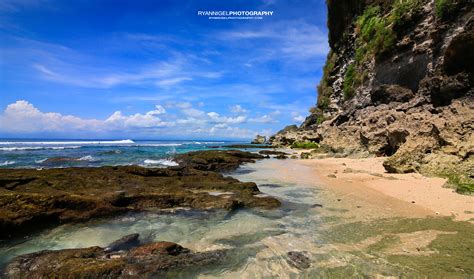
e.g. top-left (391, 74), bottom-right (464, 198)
top-left (251, 152), bottom-right (474, 221)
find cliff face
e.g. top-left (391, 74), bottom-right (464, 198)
top-left (271, 0), bottom-right (473, 192)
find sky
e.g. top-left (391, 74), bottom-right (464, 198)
top-left (0, 0), bottom-right (328, 140)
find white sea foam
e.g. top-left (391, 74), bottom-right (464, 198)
top-left (137, 143), bottom-right (182, 147)
top-left (0, 146), bottom-right (81, 151)
top-left (143, 159), bottom-right (179, 167)
top-left (78, 155), bottom-right (96, 161)
top-left (0, 139), bottom-right (134, 145)
top-left (35, 158), bottom-right (47, 163)
top-left (193, 141), bottom-right (225, 145)
top-left (0, 160), bottom-right (15, 166)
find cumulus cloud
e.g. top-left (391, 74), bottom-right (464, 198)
top-left (0, 100), bottom-right (278, 139)
top-left (105, 110), bottom-right (170, 128)
top-left (207, 112), bottom-right (246, 124)
top-left (0, 100), bottom-right (171, 133)
top-left (229, 104), bottom-right (247, 113)
top-left (0, 100), bottom-right (101, 132)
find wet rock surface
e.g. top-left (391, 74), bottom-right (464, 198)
top-left (287, 251), bottom-right (311, 269)
top-left (0, 150), bottom-right (280, 239)
top-left (5, 237), bottom-right (226, 278)
top-left (175, 150), bottom-right (264, 172)
top-left (258, 150), bottom-right (289, 156)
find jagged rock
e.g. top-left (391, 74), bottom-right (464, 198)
top-left (371, 85), bottom-right (415, 105)
top-left (251, 135), bottom-right (266, 144)
top-left (5, 240), bottom-right (226, 278)
top-left (271, 0), bottom-right (474, 189)
top-left (443, 21), bottom-right (474, 76)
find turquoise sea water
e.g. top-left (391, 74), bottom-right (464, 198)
top-left (0, 139), bottom-right (244, 169)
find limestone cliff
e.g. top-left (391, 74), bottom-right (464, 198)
top-left (271, 0), bottom-right (473, 192)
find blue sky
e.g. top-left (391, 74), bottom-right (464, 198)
top-left (0, 0), bottom-right (328, 140)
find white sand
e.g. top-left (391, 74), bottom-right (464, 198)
top-left (251, 155), bottom-right (474, 221)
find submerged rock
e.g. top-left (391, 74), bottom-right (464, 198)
top-left (287, 251), bottom-right (311, 269)
top-left (5, 240), bottom-right (226, 278)
top-left (105, 233), bottom-right (140, 252)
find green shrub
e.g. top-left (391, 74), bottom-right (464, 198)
top-left (356, 5), bottom-right (396, 57)
top-left (390, 0), bottom-right (423, 28)
top-left (316, 114), bottom-right (325, 125)
top-left (435, 0), bottom-right (454, 18)
top-left (291, 141), bottom-right (320, 149)
top-left (343, 64), bottom-right (356, 100)
top-left (443, 173), bottom-right (474, 194)
top-left (318, 96), bottom-right (330, 110)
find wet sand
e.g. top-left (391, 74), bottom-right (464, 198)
top-left (249, 154), bottom-right (474, 221)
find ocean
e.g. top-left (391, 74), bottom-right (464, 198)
top-left (0, 139), bottom-right (244, 169)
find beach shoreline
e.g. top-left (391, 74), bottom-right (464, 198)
top-left (250, 151), bottom-right (474, 221)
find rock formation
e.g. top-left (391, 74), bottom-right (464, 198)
top-left (271, 0), bottom-right (473, 193)
top-left (5, 237), bottom-right (226, 278)
top-left (251, 135), bottom-right (267, 144)
top-left (0, 150), bottom-right (280, 239)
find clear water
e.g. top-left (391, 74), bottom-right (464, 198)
top-left (0, 139), bottom-right (243, 168)
top-left (0, 155), bottom-right (334, 277)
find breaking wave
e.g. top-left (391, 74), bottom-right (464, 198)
top-left (143, 159), bottom-right (179, 167)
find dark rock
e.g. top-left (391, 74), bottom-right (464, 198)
top-left (426, 74), bottom-right (471, 106)
top-left (375, 52), bottom-right (429, 92)
top-left (258, 150), bottom-right (289, 156)
top-left (105, 233), bottom-right (140, 252)
top-left (175, 150), bottom-right (264, 172)
top-left (224, 144), bottom-right (274, 149)
top-left (371, 85), bottom-right (415, 106)
top-left (443, 24), bottom-right (474, 76)
top-left (300, 152), bottom-right (311, 159)
top-left (287, 251), bottom-right (311, 269)
top-left (5, 241), bottom-right (226, 278)
top-left (275, 155), bottom-right (288, 160)
top-left (0, 152), bottom-right (280, 239)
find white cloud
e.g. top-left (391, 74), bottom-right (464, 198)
top-left (207, 112), bottom-right (246, 124)
top-left (0, 100), bottom-right (101, 132)
top-left (105, 110), bottom-right (170, 128)
top-left (249, 114), bottom-right (277, 124)
top-left (0, 100), bottom-right (269, 139)
top-left (148, 105), bottom-right (166, 115)
top-left (155, 77), bottom-right (192, 87)
top-left (229, 104), bottom-right (247, 113)
top-left (0, 100), bottom-right (172, 133)
top-left (292, 115), bottom-right (306, 122)
top-left (165, 101), bottom-right (192, 109)
top-left (220, 21), bottom-right (328, 61)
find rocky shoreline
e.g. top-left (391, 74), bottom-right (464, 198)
top-left (0, 150), bottom-right (283, 277)
top-left (270, 0), bottom-right (473, 194)
top-left (5, 234), bottom-right (227, 278)
top-left (0, 150), bottom-right (280, 240)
